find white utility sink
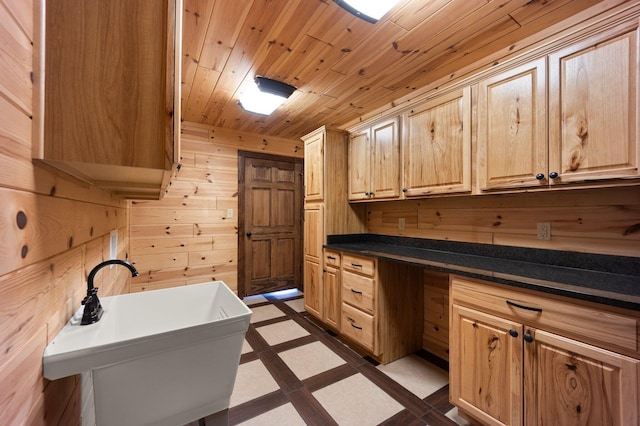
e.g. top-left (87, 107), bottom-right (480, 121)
top-left (43, 281), bottom-right (252, 426)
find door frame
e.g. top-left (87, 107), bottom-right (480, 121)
top-left (237, 150), bottom-right (304, 298)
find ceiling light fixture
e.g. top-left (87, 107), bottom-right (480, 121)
top-left (239, 76), bottom-right (296, 115)
top-left (333, 0), bottom-right (402, 23)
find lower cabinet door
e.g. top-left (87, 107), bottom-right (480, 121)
top-left (324, 265), bottom-right (340, 329)
top-left (450, 304), bottom-right (524, 426)
top-left (527, 329), bottom-right (639, 426)
top-left (303, 258), bottom-right (322, 319)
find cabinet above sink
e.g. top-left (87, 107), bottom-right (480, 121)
top-left (33, 0), bottom-right (182, 199)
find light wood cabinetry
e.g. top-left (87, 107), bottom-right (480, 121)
top-left (303, 205), bottom-right (323, 318)
top-left (403, 87), bottom-right (472, 196)
top-left (340, 253), bottom-right (423, 364)
top-left (348, 117), bottom-right (401, 201)
top-left (479, 20), bottom-right (639, 192)
top-left (341, 254), bottom-right (378, 353)
top-left (478, 58), bottom-right (547, 191)
top-left (548, 23), bottom-right (639, 185)
top-left (323, 250), bottom-right (341, 330)
top-left (303, 129), bottom-right (324, 202)
top-left (302, 127), bottom-right (366, 320)
top-left (450, 275), bottom-right (640, 426)
top-left (35, 0), bottom-right (182, 199)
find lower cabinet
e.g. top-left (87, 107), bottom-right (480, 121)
top-left (303, 257), bottom-right (322, 319)
top-left (450, 275), bottom-right (640, 426)
top-left (340, 253), bottom-right (423, 364)
top-left (323, 250), bottom-right (342, 330)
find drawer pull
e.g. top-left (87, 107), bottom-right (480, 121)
top-left (327, 256), bottom-right (336, 260)
top-left (350, 288), bottom-right (363, 295)
top-left (506, 300), bottom-right (542, 313)
top-left (347, 316), bottom-right (362, 329)
top-left (351, 263), bottom-right (363, 268)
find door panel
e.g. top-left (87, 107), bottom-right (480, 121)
top-left (239, 153), bottom-right (303, 297)
top-left (450, 304), bottom-right (523, 426)
top-left (527, 329), bottom-right (639, 426)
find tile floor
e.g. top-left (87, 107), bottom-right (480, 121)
top-left (189, 290), bottom-right (470, 426)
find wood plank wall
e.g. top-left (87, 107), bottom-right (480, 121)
top-left (0, 2), bottom-right (131, 424)
top-left (367, 187), bottom-right (640, 258)
top-left (128, 122), bottom-right (303, 293)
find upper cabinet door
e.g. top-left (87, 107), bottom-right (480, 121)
top-left (548, 25), bottom-right (639, 185)
top-left (348, 129), bottom-right (372, 201)
top-left (371, 118), bottom-right (401, 199)
top-left (348, 118), bottom-right (401, 201)
top-left (38, 0), bottom-right (181, 199)
top-left (404, 87), bottom-right (471, 196)
top-left (303, 130), bottom-right (324, 202)
top-left (478, 58), bottom-right (548, 191)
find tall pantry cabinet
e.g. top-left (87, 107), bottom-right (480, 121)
top-left (302, 127), bottom-right (366, 326)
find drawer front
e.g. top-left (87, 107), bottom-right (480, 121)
top-left (342, 270), bottom-right (375, 314)
top-left (341, 303), bottom-right (375, 353)
top-left (324, 250), bottom-right (341, 268)
top-left (342, 254), bottom-right (376, 277)
top-left (451, 275), bottom-right (639, 355)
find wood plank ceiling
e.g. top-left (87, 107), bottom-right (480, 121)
top-left (181, 0), bottom-right (619, 140)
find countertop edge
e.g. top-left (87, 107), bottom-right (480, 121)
top-left (324, 242), bottom-right (640, 312)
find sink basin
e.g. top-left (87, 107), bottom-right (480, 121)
top-left (43, 281), bottom-right (252, 426)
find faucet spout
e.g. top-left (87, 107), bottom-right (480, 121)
top-left (81, 259), bottom-right (139, 325)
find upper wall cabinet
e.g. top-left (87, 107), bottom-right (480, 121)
top-left (548, 24), bottom-right (639, 186)
top-left (403, 87), bottom-right (471, 196)
top-left (348, 117), bottom-right (401, 202)
top-left (478, 58), bottom-right (547, 191)
top-left (34, 0), bottom-right (182, 199)
top-left (479, 20), bottom-right (639, 192)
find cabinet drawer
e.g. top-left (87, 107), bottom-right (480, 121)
top-left (451, 276), bottom-right (639, 355)
top-left (342, 271), bottom-right (375, 314)
top-left (324, 250), bottom-right (341, 268)
top-left (343, 254), bottom-right (375, 277)
top-left (341, 303), bottom-right (375, 353)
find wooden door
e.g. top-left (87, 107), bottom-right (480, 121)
top-left (478, 58), bottom-right (547, 191)
top-left (371, 118), bottom-right (401, 200)
top-left (450, 304), bottom-right (523, 426)
top-left (303, 130), bottom-right (324, 201)
top-left (548, 26), bottom-right (639, 185)
top-left (239, 153), bottom-right (303, 297)
top-left (404, 87), bottom-right (471, 196)
top-left (348, 129), bottom-right (372, 200)
top-left (526, 329), bottom-right (639, 426)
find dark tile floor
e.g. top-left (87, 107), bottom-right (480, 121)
top-left (189, 290), bottom-right (467, 426)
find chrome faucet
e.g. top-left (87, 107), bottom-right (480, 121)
top-left (81, 259), bottom-right (139, 325)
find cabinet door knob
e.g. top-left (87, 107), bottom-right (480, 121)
top-left (369, 192), bottom-right (374, 197)
top-left (549, 171), bottom-right (559, 179)
top-left (524, 333), bottom-right (534, 343)
top-left (246, 232), bottom-right (252, 237)
top-left (364, 192), bottom-right (370, 196)
top-left (535, 173), bottom-right (545, 180)
top-left (402, 188), bottom-right (407, 192)
top-left (509, 329), bottom-right (519, 338)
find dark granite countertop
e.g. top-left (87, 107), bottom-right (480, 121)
top-left (325, 234), bottom-right (640, 311)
